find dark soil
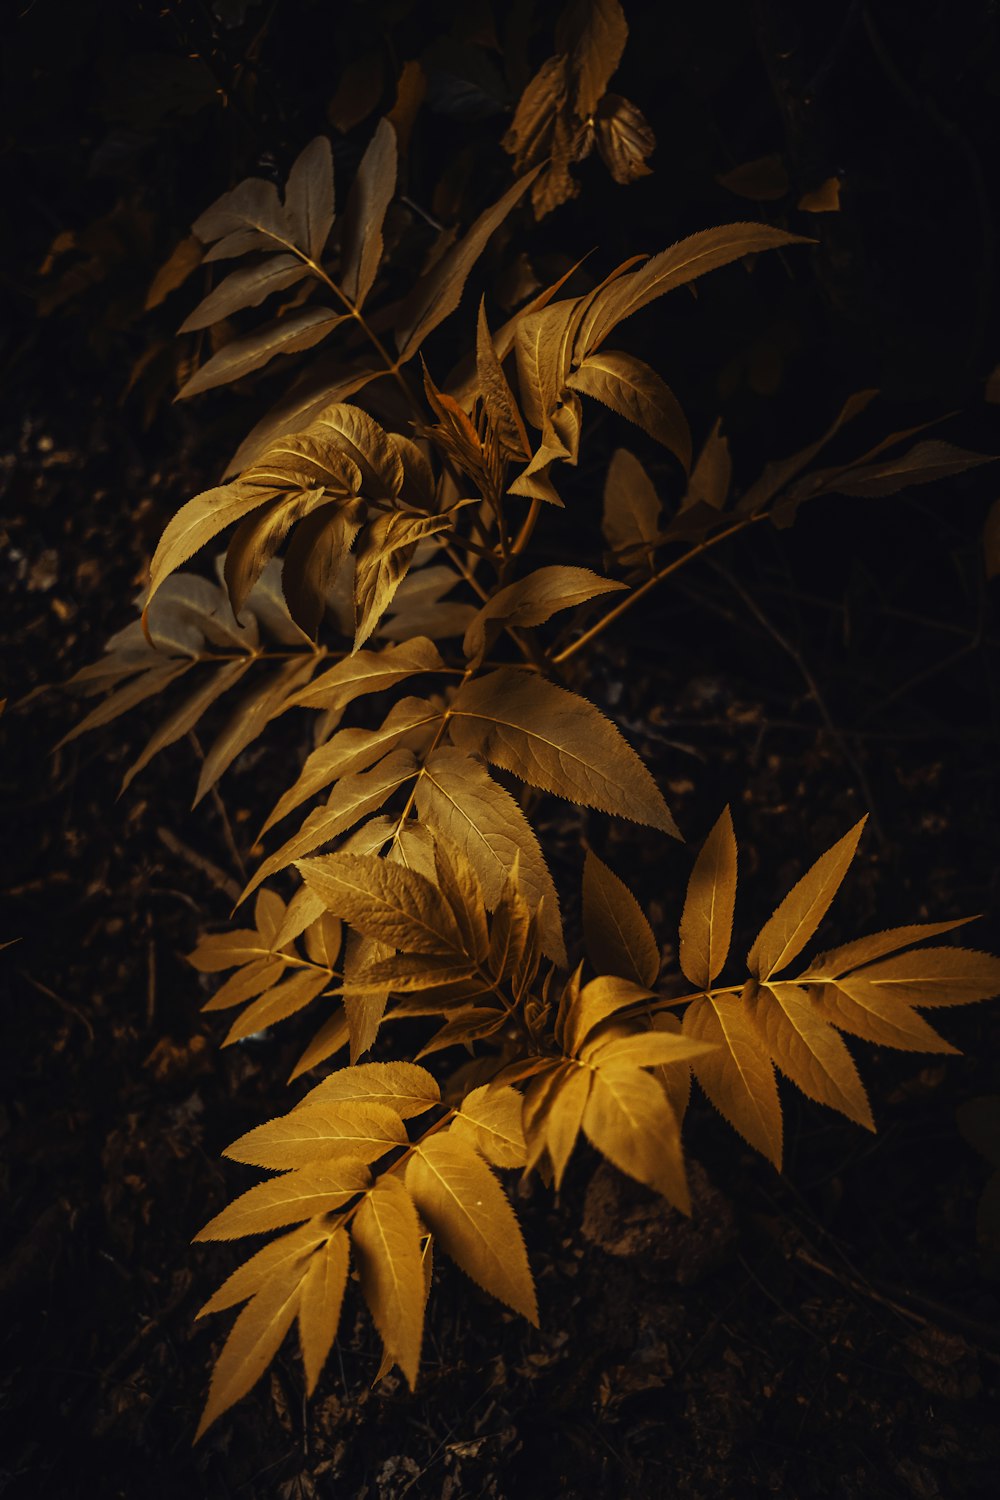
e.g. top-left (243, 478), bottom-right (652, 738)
top-left (3, 3), bottom-right (1000, 1496)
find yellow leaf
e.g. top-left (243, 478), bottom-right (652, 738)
top-left (195, 1159), bottom-right (371, 1241)
top-left (582, 1063), bottom-right (689, 1212)
top-left (755, 982), bottom-right (874, 1130)
top-left (201, 957), bottom-right (287, 1013)
top-left (679, 805), bottom-right (737, 988)
top-left (747, 817), bottom-right (866, 980)
top-left (195, 1263), bottom-right (303, 1440)
top-left (342, 929), bottom-right (391, 1062)
top-left (296, 1060), bottom-right (440, 1118)
top-left (541, 1064), bottom-right (592, 1188)
top-left (405, 1134), bottom-right (538, 1323)
top-left (298, 1229), bottom-right (350, 1397)
top-left (582, 1028), bottom-right (716, 1070)
top-left (197, 1221), bottom-right (330, 1318)
top-left (564, 973), bottom-right (652, 1055)
top-left (476, 300), bottom-right (531, 459)
top-left (353, 511), bottom-right (455, 650)
top-left (288, 1008), bottom-right (352, 1081)
top-left (224, 1100), bottom-right (407, 1170)
top-left (808, 982), bottom-right (956, 1055)
top-left (799, 918), bottom-right (975, 981)
top-left (221, 968), bottom-right (331, 1045)
top-left (462, 566), bottom-right (624, 671)
top-left (834, 946), bottom-right (1000, 1010)
top-left (298, 851), bottom-right (465, 955)
top-left (683, 989), bottom-right (783, 1167)
top-left (416, 748), bottom-right (566, 963)
top-left (449, 667), bottom-right (679, 834)
top-left (582, 850), bottom-right (660, 987)
top-left (351, 1175), bottom-right (426, 1389)
top-left (450, 1083), bottom-right (526, 1168)
top-left (567, 351), bottom-right (691, 470)
top-left (289, 638), bottom-right (445, 713)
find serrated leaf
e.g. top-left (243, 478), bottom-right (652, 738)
top-left (351, 1174), bottom-right (425, 1389)
top-left (342, 928), bottom-right (391, 1062)
top-left (285, 136), bottom-right (335, 262)
top-left (462, 566), bottom-right (624, 670)
top-left (395, 170), bottom-right (539, 363)
top-left (142, 484), bottom-right (279, 622)
top-left (195, 1263), bottom-right (303, 1440)
top-left (189, 927), bottom-right (273, 974)
top-left (245, 751), bottom-right (418, 902)
top-left (582, 1028), bottom-right (716, 1070)
top-left (282, 499), bottom-right (364, 638)
top-left (449, 667), bottom-right (679, 834)
top-left (194, 658), bottom-right (317, 805)
top-left (198, 1221), bottom-right (330, 1319)
top-left (747, 818), bottom-right (866, 980)
top-left (582, 1063), bottom-right (689, 1211)
top-left (540, 1064), bottom-right (592, 1189)
top-left (582, 849), bottom-right (660, 987)
top-left (196, 1159), bottom-right (371, 1241)
top-left (289, 1008), bottom-right (352, 1080)
top-left (834, 947), bottom-right (1000, 1010)
top-left (602, 447), bottom-right (662, 566)
top-left (307, 403), bottom-right (404, 498)
top-left (224, 484), bottom-right (330, 616)
top-left (559, 0), bottom-right (628, 116)
top-left (298, 1228), bottom-right (350, 1396)
top-left (354, 511), bottom-right (455, 649)
top-left (405, 1134), bottom-right (537, 1323)
top-left (222, 968), bottom-right (331, 1046)
top-left (809, 982), bottom-right (957, 1054)
top-left (578, 224), bottom-right (810, 357)
top-left (298, 851), bottom-right (465, 955)
top-left (476, 300), bottom-right (530, 458)
top-left (297, 1060), bottom-right (441, 1119)
top-left (178, 308), bottom-right (345, 399)
top-left (121, 658), bottom-right (253, 793)
top-left (179, 255), bottom-right (310, 333)
top-left (563, 973), bottom-right (652, 1055)
top-left (202, 958), bottom-right (287, 1012)
top-left (683, 989), bottom-right (783, 1166)
top-left (416, 748), bottom-right (566, 964)
top-left (567, 351), bottom-right (691, 470)
top-left (754, 982), bottom-right (874, 1130)
top-left (193, 174), bottom-right (286, 248)
top-left (450, 1083), bottom-right (526, 1168)
top-left (340, 119), bottom-right (397, 307)
top-left (289, 638), bottom-right (445, 713)
top-left (679, 806), bottom-right (737, 988)
top-left (799, 919), bottom-right (975, 981)
top-left (594, 93), bottom-right (655, 184)
top-left (226, 1100), bottom-right (407, 1170)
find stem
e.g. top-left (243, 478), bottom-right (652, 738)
top-left (550, 515), bottom-right (764, 667)
top-left (510, 496), bottom-right (542, 557)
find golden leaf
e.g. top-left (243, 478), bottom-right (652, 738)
top-left (195, 1263), bottom-right (304, 1440)
top-left (194, 658), bottom-right (318, 805)
top-left (353, 511), bottom-right (456, 650)
top-left (448, 667), bottom-right (680, 833)
top-left (450, 1083), bottom-right (527, 1168)
top-left (297, 851), bottom-right (465, 955)
top-left (754, 982), bottom-right (874, 1130)
top-left (539, 1063), bottom-right (592, 1188)
top-left (224, 1100), bottom-right (407, 1170)
top-left (808, 982), bottom-right (957, 1054)
top-left (201, 958), bottom-right (287, 1013)
top-left (195, 1158), bottom-right (371, 1241)
top-left (222, 968), bottom-right (331, 1046)
top-left (799, 919), bottom-right (975, 981)
top-left (342, 928), bottom-right (391, 1061)
top-left (679, 805), bottom-right (737, 988)
top-left (558, 0), bottom-right (629, 117)
top-left (338, 119), bottom-right (395, 307)
top-left (417, 748), bottom-right (566, 963)
top-left (581, 1028), bottom-right (716, 1070)
top-left (747, 817), bottom-right (866, 980)
top-left (833, 946), bottom-right (1000, 1010)
top-left (298, 1229), bottom-right (350, 1397)
top-left (563, 973), bottom-right (652, 1056)
top-left (405, 1134), bottom-right (538, 1323)
top-left (462, 566), bottom-right (624, 670)
top-left (567, 351), bottom-right (691, 470)
top-left (582, 1063), bottom-right (690, 1211)
top-left (288, 1010), bottom-right (351, 1082)
top-left (178, 308), bottom-right (345, 399)
top-left (197, 1220), bottom-right (329, 1319)
top-left (476, 300), bottom-right (531, 459)
top-left (683, 989), bottom-right (783, 1167)
top-left (289, 638), bottom-right (445, 713)
top-left (582, 849), bottom-right (660, 987)
top-left (296, 1060), bottom-right (441, 1119)
top-left (593, 94), bottom-right (655, 184)
top-left (351, 1174), bottom-right (426, 1390)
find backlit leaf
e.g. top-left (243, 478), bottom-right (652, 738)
top-left (747, 818), bottom-right (866, 980)
top-left (225, 1101), bottom-right (407, 1169)
top-left (683, 989), bottom-right (783, 1166)
top-left (462, 566), bottom-right (624, 670)
top-left (298, 1229), bottom-right (350, 1396)
top-left (297, 1061), bottom-right (440, 1118)
top-left (195, 1263), bottom-right (304, 1440)
top-left (351, 1174), bottom-right (425, 1389)
top-left (582, 850), bottom-right (659, 987)
top-left (450, 1083), bottom-right (526, 1168)
top-left (754, 982), bottom-right (874, 1130)
top-left (196, 1159), bottom-right (371, 1241)
top-left (582, 1063), bottom-right (689, 1211)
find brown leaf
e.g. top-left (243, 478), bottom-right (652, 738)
top-left (462, 565), bottom-right (624, 669)
top-left (178, 309), bottom-right (345, 399)
top-left (602, 447), bottom-right (662, 567)
top-left (716, 154), bottom-right (790, 202)
top-left (284, 137), bottom-right (335, 262)
top-left (593, 94), bottom-right (655, 184)
top-left (339, 119), bottom-right (397, 308)
top-left (558, 0), bottom-right (628, 117)
top-left (179, 255), bottom-right (311, 333)
top-left (476, 300), bottom-right (531, 458)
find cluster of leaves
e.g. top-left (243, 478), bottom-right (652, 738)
top-left (52, 0), bottom-right (999, 1442)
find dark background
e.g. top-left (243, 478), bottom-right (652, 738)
top-left (2, 1), bottom-right (1000, 1495)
